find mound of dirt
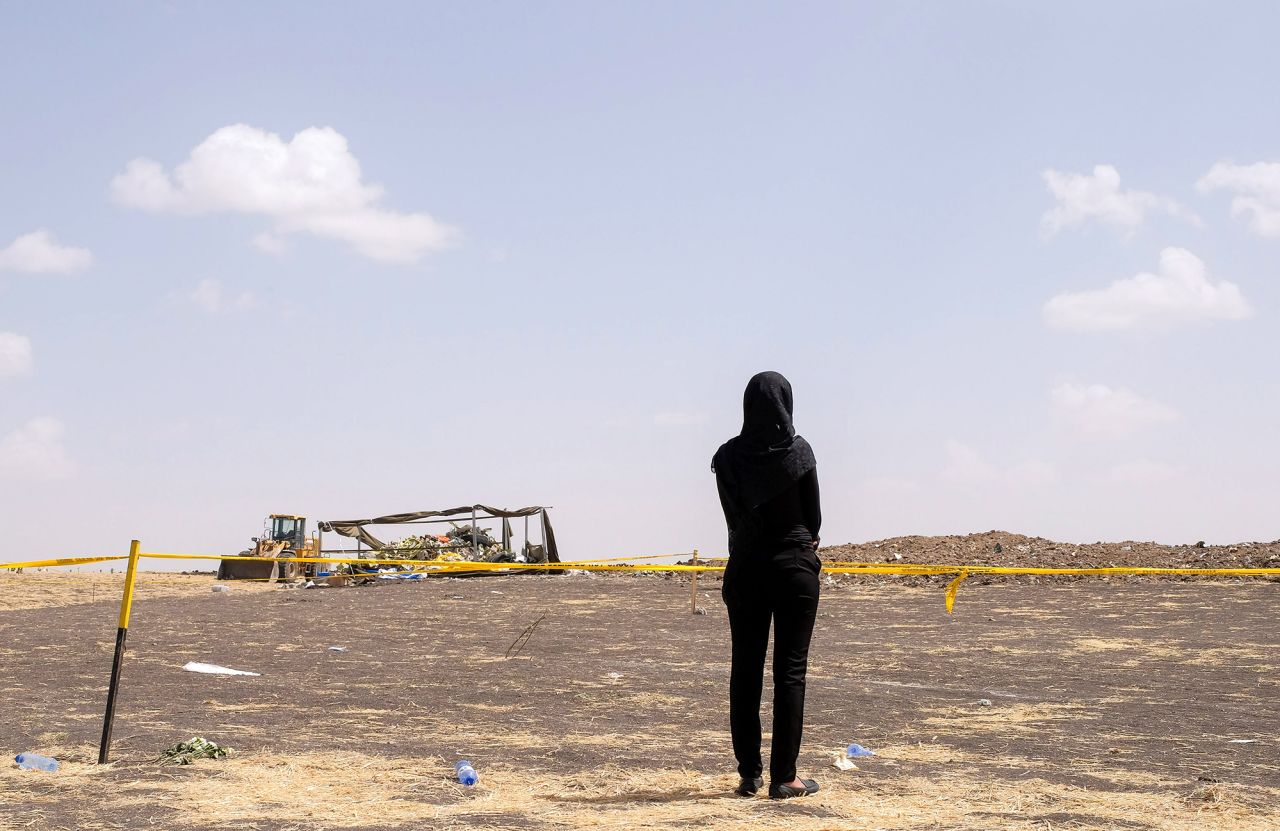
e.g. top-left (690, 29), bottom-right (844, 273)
top-left (818, 531), bottom-right (1280, 580)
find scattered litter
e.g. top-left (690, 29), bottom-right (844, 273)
top-left (490, 590), bottom-right (504, 595)
top-left (157, 737), bottom-right (231, 765)
top-left (694, 605), bottom-right (708, 616)
top-left (846, 743), bottom-right (875, 758)
top-left (607, 672), bottom-right (623, 682)
top-left (211, 585), bottom-right (229, 593)
top-left (327, 646), bottom-right (348, 653)
top-left (302, 580), bottom-right (316, 588)
top-left (978, 699), bottom-right (993, 707)
top-left (14, 752), bottom-right (58, 772)
top-left (832, 755), bottom-right (858, 771)
top-left (455, 759), bottom-right (479, 786)
top-left (1227, 739), bottom-right (1259, 744)
top-left (182, 661), bottom-right (260, 677)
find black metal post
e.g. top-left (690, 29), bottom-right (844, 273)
top-left (98, 626), bottom-right (129, 763)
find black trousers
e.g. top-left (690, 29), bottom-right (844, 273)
top-left (722, 546), bottom-right (821, 783)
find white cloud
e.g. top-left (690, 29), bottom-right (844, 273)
top-left (1051, 382), bottom-right (1179, 439)
top-left (251, 232), bottom-right (289, 256)
top-left (187, 278), bottom-right (256, 314)
top-left (1043, 247), bottom-right (1251, 332)
top-left (0, 230), bottom-right (93, 274)
top-left (939, 440), bottom-right (1056, 488)
top-left (111, 124), bottom-right (459, 264)
top-left (1196, 160), bottom-right (1280, 237)
top-left (1040, 165), bottom-right (1196, 238)
top-left (0, 417), bottom-right (75, 480)
top-left (0, 332), bottom-right (33, 378)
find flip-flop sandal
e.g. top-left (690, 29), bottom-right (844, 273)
top-left (735, 777), bottom-right (764, 797)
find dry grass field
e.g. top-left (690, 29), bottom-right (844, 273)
top-left (0, 569), bottom-right (1276, 830)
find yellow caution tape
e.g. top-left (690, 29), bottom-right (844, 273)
top-left (566, 551), bottom-right (699, 564)
top-left (0, 555), bottom-right (129, 571)
top-left (944, 572), bottom-right (968, 614)
top-left (137, 552), bottom-right (722, 572)
top-left (6, 549), bottom-right (1279, 614)
top-left (127, 551), bottom-right (1280, 580)
top-left (135, 551), bottom-right (705, 567)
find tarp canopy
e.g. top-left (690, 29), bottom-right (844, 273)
top-left (318, 505), bottom-right (559, 562)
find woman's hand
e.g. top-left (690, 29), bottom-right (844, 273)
top-left (810, 538), bottom-right (820, 550)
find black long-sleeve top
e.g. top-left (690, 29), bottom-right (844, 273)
top-left (758, 467), bottom-right (821, 552)
top-left (718, 467), bottom-right (821, 557)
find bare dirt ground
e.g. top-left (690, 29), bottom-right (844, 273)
top-left (1, 546), bottom-right (1277, 830)
top-left (0, 571), bottom-right (278, 613)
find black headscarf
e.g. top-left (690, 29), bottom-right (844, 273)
top-left (712, 372), bottom-right (817, 552)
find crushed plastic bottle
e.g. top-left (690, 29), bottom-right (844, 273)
top-left (846, 743), bottom-right (875, 758)
top-left (454, 760), bottom-right (478, 786)
top-left (15, 753), bottom-right (58, 772)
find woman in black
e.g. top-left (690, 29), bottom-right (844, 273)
top-left (713, 371), bottom-right (821, 800)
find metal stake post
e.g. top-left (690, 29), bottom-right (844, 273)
top-left (471, 506), bottom-right (479, 559)
top-left (691, 549), bottom-right (699, 614)
top-left (98, 539), bottom-right (141, 764)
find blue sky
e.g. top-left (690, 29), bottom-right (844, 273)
top-left (3, 2), bottom-right (1280, 564)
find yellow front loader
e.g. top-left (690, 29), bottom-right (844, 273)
top-left (216, 514), bottom-right (321, 582)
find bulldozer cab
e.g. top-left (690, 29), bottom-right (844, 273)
top-left (268, 514), bottom-right (306, 550)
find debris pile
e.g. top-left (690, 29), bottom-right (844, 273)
top-left (817, 531), bottom-right (1280, 584)
top-left (384, 524), bottom-right (547, 565)
top-left (318, 505), bottom-right (560, 572)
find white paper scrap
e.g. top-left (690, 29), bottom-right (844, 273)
top-left (832, 755), bottom-right (858, 771)
top-left (182, 661), bottom-right (260, 677)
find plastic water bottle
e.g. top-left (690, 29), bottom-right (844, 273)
top-left (15, 753), bottom-right (58, 772)
top-left (454, 760), bottom-right (478, 786)
top-left (846, 743), bottom-right (875, 758)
